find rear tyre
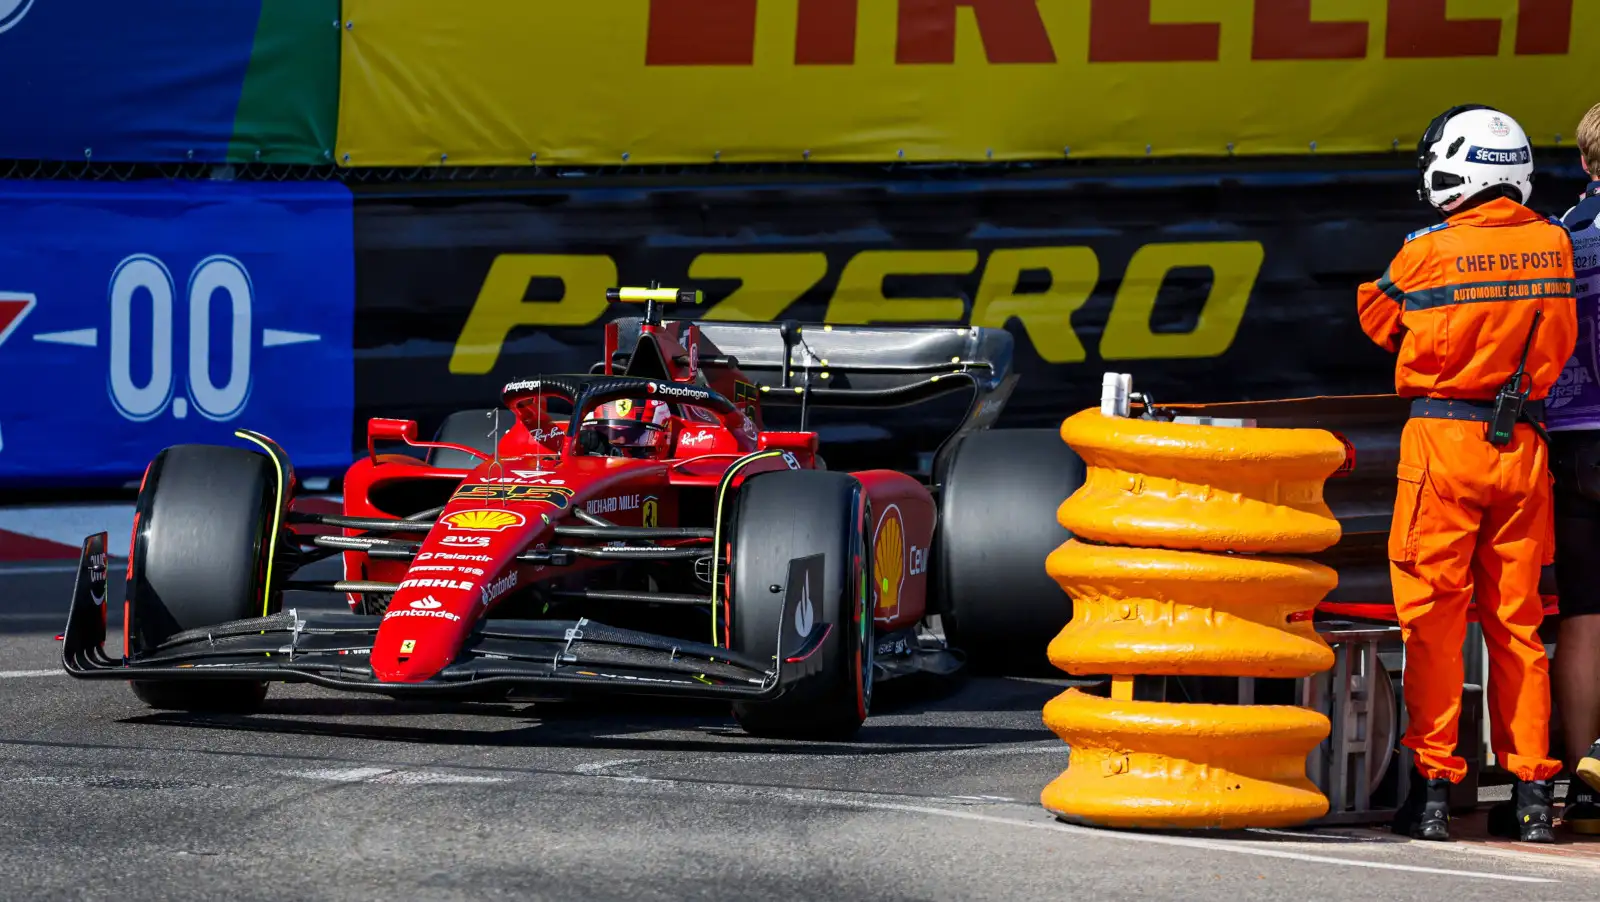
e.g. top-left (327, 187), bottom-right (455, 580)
top-left (427, 409), bottom-right (516, 469)
top-left (728, 470), bottom-right (873, 740)
top-left (934, 429), bottom-right (1082, 675)
top-left (127, 444), bottom-right (279, 713)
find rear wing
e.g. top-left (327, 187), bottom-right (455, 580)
top-left (609, 317), bottom-right (1019, 479)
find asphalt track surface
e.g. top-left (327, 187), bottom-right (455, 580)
top-left (2, 559), bottom-right (1598, 901)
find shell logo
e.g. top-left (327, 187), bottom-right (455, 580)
top-left (874, 504), bottom-right (905, 620)
top-left (443, 509), bottom-right (527, 531)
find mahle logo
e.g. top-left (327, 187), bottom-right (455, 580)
top-left (0, 0), bottom-right (34, 35)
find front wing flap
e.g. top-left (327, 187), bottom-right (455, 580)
top-left (62, 535), bottom-right (783, 701)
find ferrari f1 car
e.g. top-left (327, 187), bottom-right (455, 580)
top-left (62, 287), bottom-right (1078, 738)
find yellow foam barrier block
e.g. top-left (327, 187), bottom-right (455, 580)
top-left (1058, 409), bottom-right (1345, 554)
top-left (1041, 689), bottom-right (1330, 830)
top-left (1047, 540), bottom-right (1335, 678)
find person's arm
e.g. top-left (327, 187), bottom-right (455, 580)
top-left (1357, 248), bottom-right (1414, 353)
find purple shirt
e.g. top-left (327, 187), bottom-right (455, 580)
top-left (1544, 182), bottom-right (1600, 431)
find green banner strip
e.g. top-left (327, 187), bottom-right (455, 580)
top-left (229, 0), bottom-right (341, 165)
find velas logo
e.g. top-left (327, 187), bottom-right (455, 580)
top-left (442, 509), bottom-right (526, 531)
top-left (0, 0), bottom-right (34, 35)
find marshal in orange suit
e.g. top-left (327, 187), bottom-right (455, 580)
top-left (1360, 106), bottom-right (1576, 844)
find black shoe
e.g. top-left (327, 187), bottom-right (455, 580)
top-left (1392, 769), bottom-right (1452, 841)
top-left (1578, 741), bottom-right (1600, 797)
top-left (1565, 787), bottom-right (1600, 836)
top-left (1488, 779), bottom-right (1556, 843)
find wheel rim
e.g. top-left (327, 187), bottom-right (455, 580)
top-left (857, 497), bottom-right (874, 717)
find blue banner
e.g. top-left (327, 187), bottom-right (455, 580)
top-left (0, 180), bottom-right (355, 486)
top-left (0, 0), bottom-right (309, 163)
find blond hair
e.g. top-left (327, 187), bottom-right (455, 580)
top-left (1578, 102), bottom-right (1600, 174)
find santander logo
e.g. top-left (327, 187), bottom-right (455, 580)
top-left (410, 596), bottom-right (443, 610)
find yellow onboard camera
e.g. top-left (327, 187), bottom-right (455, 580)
top-left (607, 284), bottom-right (704, 325)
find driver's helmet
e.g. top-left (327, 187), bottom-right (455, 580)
top-left (579, 398), bottom-right (671, 458)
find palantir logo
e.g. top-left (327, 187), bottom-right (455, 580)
top-left (0, 0), bottom-right (34, 35)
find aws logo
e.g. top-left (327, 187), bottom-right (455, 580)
top-left (0, 0), bottom-right (34, 35)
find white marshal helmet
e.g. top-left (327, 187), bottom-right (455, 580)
top-left (1417, 105), bottom-right (1535, 213)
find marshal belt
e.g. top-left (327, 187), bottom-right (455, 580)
top-left (1409, 397), bottom-right (1546, 424)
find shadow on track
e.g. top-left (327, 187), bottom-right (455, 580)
top-left (112, 672), bottom-right (1057, 756)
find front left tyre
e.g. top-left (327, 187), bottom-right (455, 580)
top-left (125, 444), bottom-right (280, 712)
top-left (727, 470), bottom-right (874, 740)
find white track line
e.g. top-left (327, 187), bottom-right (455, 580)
top-left (557, 766), bottom-right (1560, 882)
top-left (574, 759), bottom-right (646, 775)
top-left (828, 802), bottom-right (1556, 884)
top-left (281, 767), bottom-right (505, 785)
top-left (0, 669), bottom-right (63, 679)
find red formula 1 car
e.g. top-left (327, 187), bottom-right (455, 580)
top-left (62, 287), bottom-right (1076, 738)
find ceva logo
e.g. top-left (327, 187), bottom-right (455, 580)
top-left (0, 0), bottom-right (34, 35)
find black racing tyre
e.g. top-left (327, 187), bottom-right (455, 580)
top-left (427, 409), bottom-right (516, 469)
top-left (127, 444), bottom-right (280, 712)
top-left (728, 470), bottom-right (873, 740)
top-left (934, 428), bottom-right (1082, 676)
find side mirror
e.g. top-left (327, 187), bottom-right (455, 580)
top-left (366, 416), bottom-right (495, 466)
top-left (367, 418), bottom-right (419, 458)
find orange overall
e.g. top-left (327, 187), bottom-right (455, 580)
top-left (1358, 198), bottom-right (1577, 783)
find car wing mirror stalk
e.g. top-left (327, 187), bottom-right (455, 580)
top-left (366, 417), bottom-right (493, 464)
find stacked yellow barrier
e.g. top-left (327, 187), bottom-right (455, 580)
top-left (1041, 408), bottom-right (1346, 830)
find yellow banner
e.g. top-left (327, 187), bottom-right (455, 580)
top-left (336, 0), bottom-right (1600, 167)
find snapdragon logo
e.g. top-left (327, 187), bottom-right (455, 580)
top-left (0, 0), bottom-right (34, 35)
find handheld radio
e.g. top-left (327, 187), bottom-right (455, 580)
top-left (1489, 310), bottom-right (1544, 446)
